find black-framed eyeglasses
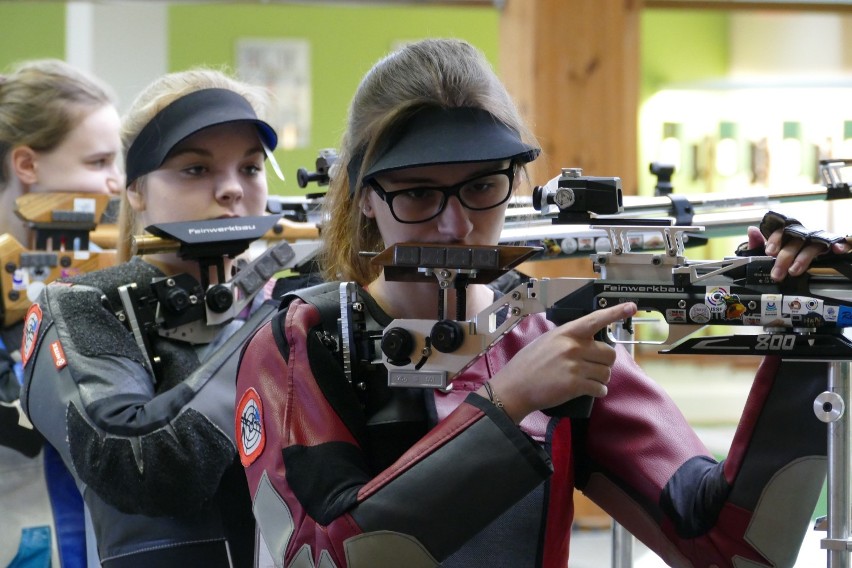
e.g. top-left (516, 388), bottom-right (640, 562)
top-left (367, 165), bottom-right (516, 224)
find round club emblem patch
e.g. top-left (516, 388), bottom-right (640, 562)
top-left (237, 388), bottom-right (265, 467)
top-left (21, 304), bottom-right (43, 367)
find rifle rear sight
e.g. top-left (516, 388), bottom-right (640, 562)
top-left (532, 167), bottom-right (624, 224)
top-left (296, 148), bottom-right (338, 190)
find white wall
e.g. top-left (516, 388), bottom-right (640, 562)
top-left (729, 12), bottom-right (848, 77)
top-left (66, 1), bottom-right (169, 112)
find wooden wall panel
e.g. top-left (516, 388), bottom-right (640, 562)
top-left (499, 0), bottom-right (641, 195)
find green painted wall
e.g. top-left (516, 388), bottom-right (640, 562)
top-left (641, 9), bottom-right (730, 102)
top-left (0, 2), bottom-right (65, 71)
top-left (168, 3), bottom-right (500, 196)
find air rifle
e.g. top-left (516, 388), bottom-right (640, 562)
top-left (1, 192), bottom-right (116, 327)
top-left (360, 230), bottom-right (850, 421)
top-left (350, 167), bottom-right (852, 419)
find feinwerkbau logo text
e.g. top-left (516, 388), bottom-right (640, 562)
top-left (188, 224), bottom-right (256, 235)
top-left (601, 284), bottom-right (684, 293)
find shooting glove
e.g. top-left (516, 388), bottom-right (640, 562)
top-left (736, 210), bottom-right (851, 257)
top-left (759, 210), bottom-right (850, 252)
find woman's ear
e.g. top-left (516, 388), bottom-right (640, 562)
top-left (512, 164), bottom-right (524, 193)
top-left (126, 181), bottom-right (146, 212)
top-left (361, 192), bottom-right (376, 219)
top-left (10, 146), bottom-right (39, 186)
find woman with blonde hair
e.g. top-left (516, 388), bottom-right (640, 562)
top-left (21, 67), bottom-right (281, 567)
top-left (0, 58), bottom-right (121, 568)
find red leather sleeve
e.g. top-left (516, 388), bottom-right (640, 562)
top-left (578, 350), bottom-right (826, 567)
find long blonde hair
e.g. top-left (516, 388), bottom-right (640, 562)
top-left (0, 59), bottom-right (114, 190)
top-left (116, 68), bottom-right (271, 262)
top-left (319, 38), bottom-right (537, 285)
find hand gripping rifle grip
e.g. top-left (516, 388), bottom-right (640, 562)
top-left (541, 283), bottom-right (600, 419)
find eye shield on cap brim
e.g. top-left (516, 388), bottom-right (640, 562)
top-left (348, 106), bottom-right (540, 196)
top-left (125, 88), bottom-right (278, 187)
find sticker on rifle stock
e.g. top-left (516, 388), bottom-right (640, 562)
top-left (760, 294), bottom-right (788, 326)
top-left (838, 307), bottom-right (852, 328)
top-left (12, 269), bottom-right (28, 291)
top-left (577, 237), bottom-right (595, 251)
top-left (560, 238), bottom-right (578, 255)
top-left (666, 309), bottom-right (687, 323)
top-left (824, 305), bottom-right (839, 322)
top-left (237, 388), bottom-right (265, 467)
top-left (742, 314), bottom-right (762, 326)
top-left (706, 287), bottom-right (729, 314)
top-left (785, 295), bottom-right (823, 316)
top-left (21, 304), bottom-right (42, 367)
top-left (762, 294), bottom-right (781, 317)
top-left (689, 303), bottom-right (710, 324)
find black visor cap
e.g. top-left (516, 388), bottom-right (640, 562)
top-left (348, 106), bottom-right (539, 196)
top-left (125, 88), bottom-right (278, 187)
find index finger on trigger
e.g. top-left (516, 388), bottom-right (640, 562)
top-left (565, 302), bottom-right (637, 338)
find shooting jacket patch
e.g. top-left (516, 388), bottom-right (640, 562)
top-left (50, 340), bottom-right (67, 370)
top-left (21, 303), bottom-right (42, 367)
top-left (238, 387), bottom-right (265, 467)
